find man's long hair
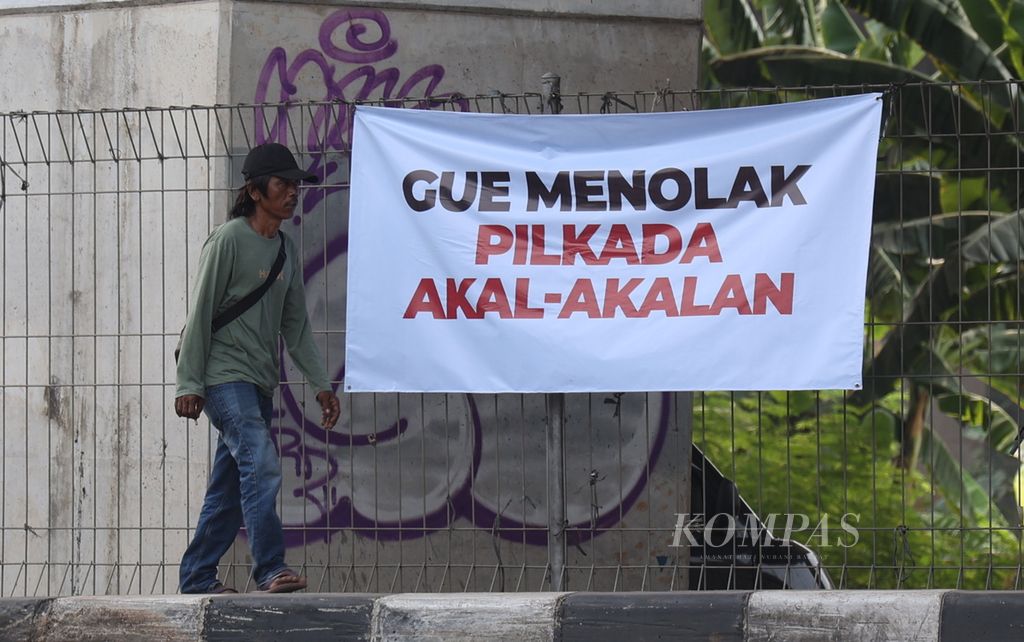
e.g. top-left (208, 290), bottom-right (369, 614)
top-left (229, 176), bottom-right (272, 219)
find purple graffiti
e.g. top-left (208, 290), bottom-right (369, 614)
top-left (274, 391), bottom-right (671, 547)
top-left (254, 9), bottom-right (468, 214)
top-left (271, 226), bottom-right (671, 547)
top-left (255, 8), bottom-right (671, 550)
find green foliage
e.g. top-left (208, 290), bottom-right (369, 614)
top-left (704, 0), bottom-right (765, 56)
top-left (821, 1), bottom-right (863, 54)
top-left (696, 391), bottom-right (1024, 588)
top-left (845, 0), bottom-right (1016, 89)
top-left (699, 0), bottom-right (1024, 587)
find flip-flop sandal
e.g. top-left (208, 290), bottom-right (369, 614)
top-left (207, 582), bottom-right (238, 594)
top-left (260, 570), bottom-right (307, 593)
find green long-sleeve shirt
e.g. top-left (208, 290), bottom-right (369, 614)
top-left (175, 217), bottom-right (331, 399)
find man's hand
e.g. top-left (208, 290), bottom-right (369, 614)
top-left (175, 394), bottom-right (205, 420)
top-left (317, 390), bottom-right (341, 429)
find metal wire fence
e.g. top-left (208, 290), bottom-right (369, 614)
top-left (0, 82), bottom-right (1022, 595)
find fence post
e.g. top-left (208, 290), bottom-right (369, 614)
top-left (541, 72), bottom-right (563, 115)
top-left (546, 392), bottom-right (567, 592)
top-left (540, 71), bottom-right (567, 592)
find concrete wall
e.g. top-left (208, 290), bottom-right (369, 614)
top-left (0, 0), bottom-right (700, 595)
top-left (1, 1), bottom-right (230, 597)
top-left (0, 0), bottom-right (700, 111)
top-left (232, 0), bottom-right (700, 105)
top-left (0, 1), bottom-right (228, 110)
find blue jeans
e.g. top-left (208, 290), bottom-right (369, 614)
top-left (179, 382), bottom-right (288, 593)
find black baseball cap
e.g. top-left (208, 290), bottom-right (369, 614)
top-left (241, 143), bottom-right (319, 183)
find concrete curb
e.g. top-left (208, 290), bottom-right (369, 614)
top-left (557, 591), bottom-right (749, 641)
top-left (373, 592), bottom-right (564, 641)
top-left (203, 594), bottom-right (378, 642)
top-left (746, 590), bottom-right (945, 641)
top-left (0, 597), bottom-right (50, 640)
top-left (939, 591), bottom-right (1024, 641)
top-left (37, 595), bottom-right (208, 641)
top-left (1, 590), bottom-right (1020, 641)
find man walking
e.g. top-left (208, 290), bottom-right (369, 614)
top-left (174, 143), bottom-right (340, 594)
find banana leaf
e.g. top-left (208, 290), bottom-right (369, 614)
top-left (872, 211), bottom-right (999, 259)
top-left (867, 245), bottom-right (914, 320)
top-left (762, 0), bottom-right (822, 47)
top-left (843, 0), bottom-right (1017, 95)
top-left (958, 271), bottom-right (1024, 325)
top-left (711, 45), bottom-right (862, 86)
top-left (854, 210), bottom-right (1024, 404)
top-left (1000, 0), bottom-right (1024, 80)
top-left (938, 0), bottom-right (1024, 81)
top-left (822, 0), bottom-right (865, 54)
top-left (711, 50), bottom-right (1015, 170)
top-left (705, 0), bottom-right (765, 56)
top-left (845, 0), bottom-right (1018, 128)
top-left (935, 392), bottom-right (1019, 450)
top-left (960, 208), bottom-right (1024, 263)
top-left (920, 428), bottom-right (1020, 528)
top-left (958, 0), bottom-right (1012, 50)
top-left (978, 326), bottom-right (1024, 375)
top-left (892, 346), bottom-right (1022, 454)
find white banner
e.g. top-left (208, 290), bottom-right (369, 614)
top-left (346, 94), bottom-right (882, 392)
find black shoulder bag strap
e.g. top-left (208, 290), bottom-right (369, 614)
top-left (175, 232), bottom-right (287, 364)
top-left (212, 231), bottom-right (287, 332)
